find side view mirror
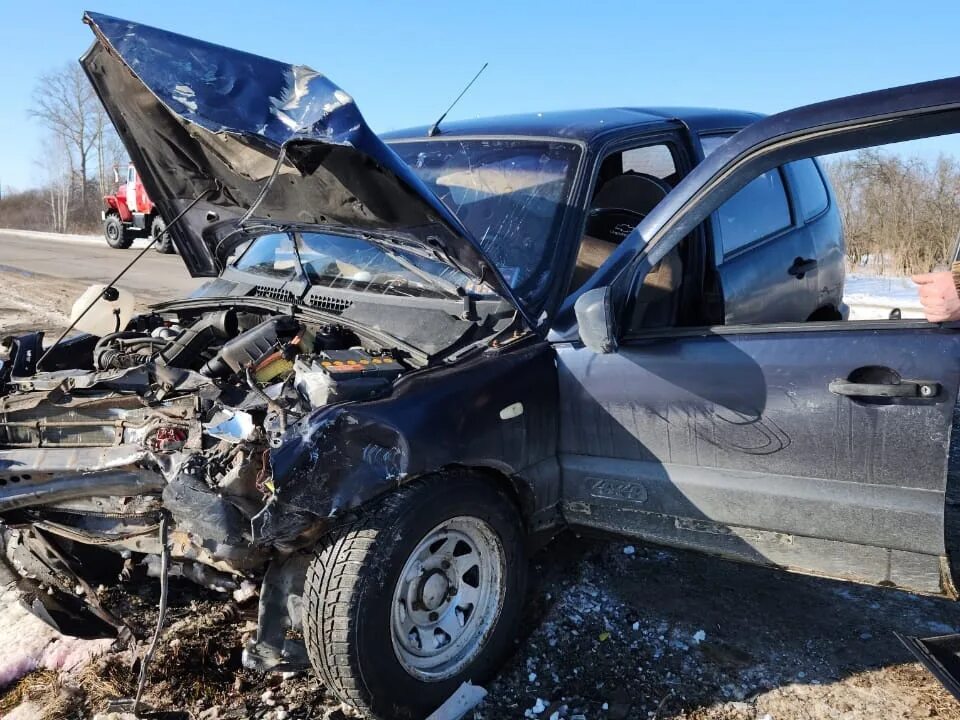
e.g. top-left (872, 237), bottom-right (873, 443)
top-left (574, 286), bottom-right (618, 353)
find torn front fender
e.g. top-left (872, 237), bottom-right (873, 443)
top-left (253, 340), bottom-right (561, 544)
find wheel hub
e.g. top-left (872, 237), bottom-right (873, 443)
top-left (390, 517), bottom-right (506, 682)
top-left (418, 570), bottom-right (451, 611)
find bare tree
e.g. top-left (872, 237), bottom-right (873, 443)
top-left (29, 63), bottom-right (103, 209)
top-left (36, 134), bottom-right (73, 233)
top-left (824, 150), bottom-right (960, 275)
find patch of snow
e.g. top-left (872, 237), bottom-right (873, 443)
top-left (525, 698), bottom-right (548, 717)
top-left (622, 545), bottom-right (636, 556)
top-left (844, 273), bottom-right (924, 320)
top-left (232, 580), bottom-right (259, 604)
top-left (692, 629), bottom-right (707, 645)
top-left (0, 587), bottom-right (111, 688)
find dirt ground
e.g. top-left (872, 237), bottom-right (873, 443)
top-left (2, 267), bottom-right (960, 720)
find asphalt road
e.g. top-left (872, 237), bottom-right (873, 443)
top-left (0, 228), bottom-right (204, 302)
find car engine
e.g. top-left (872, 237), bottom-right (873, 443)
top-left (0, 303), bottom-right (410, 635)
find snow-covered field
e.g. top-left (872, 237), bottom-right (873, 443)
top-left (844, 272), bottom-right (925, 320)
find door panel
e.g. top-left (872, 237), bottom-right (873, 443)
top-left (557, 322), bottom-right (960, 594)
top-left (716, 230), bottom-right (819, 324)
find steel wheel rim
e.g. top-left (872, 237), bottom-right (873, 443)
top-left (106, 222), bottom-right (119, 241)
top-left (390, 516), bottom-right (505, 681)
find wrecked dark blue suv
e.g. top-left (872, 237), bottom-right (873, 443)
top-left (15, 12), bottom-right (960, 720)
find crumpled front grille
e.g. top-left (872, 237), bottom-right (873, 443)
top-left (0, 393), bottom-right (195, 449)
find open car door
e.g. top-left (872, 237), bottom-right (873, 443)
top-left (556, 74), bottom-right (960, 697)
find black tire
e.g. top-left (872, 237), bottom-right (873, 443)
top-left (152, 216), bottom-right (174, 254)
top-left (302, 473), bottom-right (527, 720)
top-left (103, 214), bottom-right (132, 249)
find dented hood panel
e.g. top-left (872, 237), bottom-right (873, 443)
top-left (80, 12), bottom-right (528, 320)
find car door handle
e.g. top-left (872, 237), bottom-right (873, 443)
top-left (788, 257), bottom-right (818, 278)
top-left (829, 379), bottom-right (940, 398)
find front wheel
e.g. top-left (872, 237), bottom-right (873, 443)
top-left (103, 214), bottom-right (132, 249)
top-left (302, 474), bottom-right (526, 720)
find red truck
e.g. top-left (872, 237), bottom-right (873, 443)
top-left (101, 163), bottom-right (173, 253)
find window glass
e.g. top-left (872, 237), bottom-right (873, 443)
top-left (700, 134), bottom-right (734, 157)
top-left (789, 158), bottom-right (830, 220)
top-left (621, 145), bottom-right (676, 179)
top-left (717, 169), bottom-right (792, 255)
top-left (233, 233), bottom-right (297, 279)
top-left (232, 231), bottom-right (474, 299)
top-left (391, 139), bottom-right (581, 303)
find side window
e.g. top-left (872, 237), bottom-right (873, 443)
top-left (570, 140), bottom-right (679, 294)
top-left (717, 169), bottom-right (792, 256)
top-left (127, 167), bottom-right (136, 183)
top-left (621, 145), bottom-right (676, 180)
top-left (789, 158), bottom-right (829, 220)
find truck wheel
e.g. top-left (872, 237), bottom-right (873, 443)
top-left (302, 473), bottom-right (526, 720)
top-left (103, 214), bottom-right (132, 249)
top-left (152, 217), bottom-right (174, 254)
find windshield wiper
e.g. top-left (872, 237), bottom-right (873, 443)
top-left (376, 243), bottom-right (465, 298)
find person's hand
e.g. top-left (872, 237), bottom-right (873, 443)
top-left (912, 271), bottom-right (960, 322)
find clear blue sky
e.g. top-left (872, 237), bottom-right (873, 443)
top-left (2, 0), bottom-right (959, 191)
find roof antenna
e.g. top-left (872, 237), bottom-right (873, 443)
top-left (427, 62), bottom-right (488, 137)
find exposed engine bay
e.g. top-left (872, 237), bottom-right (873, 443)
top-left (0, 302), bottom-right (411, 654)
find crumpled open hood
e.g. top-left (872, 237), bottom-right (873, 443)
top-left (80, 12), bottom-right (528, 320)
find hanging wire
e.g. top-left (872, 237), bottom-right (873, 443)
top-left (133, 511), bottom-right (170, 714)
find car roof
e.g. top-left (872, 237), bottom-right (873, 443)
top-left (380, 107), bottom-right (764, 144)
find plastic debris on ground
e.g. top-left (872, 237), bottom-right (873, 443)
top-left (425, 681), bottom-right (488, 720)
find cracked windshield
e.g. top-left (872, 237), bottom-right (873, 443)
top-left (392, 139), bottom-right (581, 303)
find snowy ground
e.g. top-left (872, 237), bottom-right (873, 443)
top-left (2, 265), bottom-right (958, 720)
top-left (0, 228), bottom-right (153, 249)
top-left (844, 273), bottom-right (925, 320)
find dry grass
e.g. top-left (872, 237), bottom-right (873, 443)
top-left (0, 669), bottom-right (80, 720)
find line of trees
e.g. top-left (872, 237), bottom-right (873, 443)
top-left (824, 150), bottom-right (960, 275)
top-left (0, 63), bottom-right (127, 233)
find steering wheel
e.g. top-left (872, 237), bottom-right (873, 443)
top-left (585, 207), bottom-right (646, 243)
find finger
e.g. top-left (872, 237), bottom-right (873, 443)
top-left (912, 273), bottom-right (938, 284)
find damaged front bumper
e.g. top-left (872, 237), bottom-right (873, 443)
top-left (0, 300), bottom-right (419, 672)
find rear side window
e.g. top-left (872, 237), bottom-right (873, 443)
top-left (789, 159), bottom-right (830, 220)
top-left (717, 169), bottom-right (792, 256)
top-left (621, 145), bottom-right (676, 179)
